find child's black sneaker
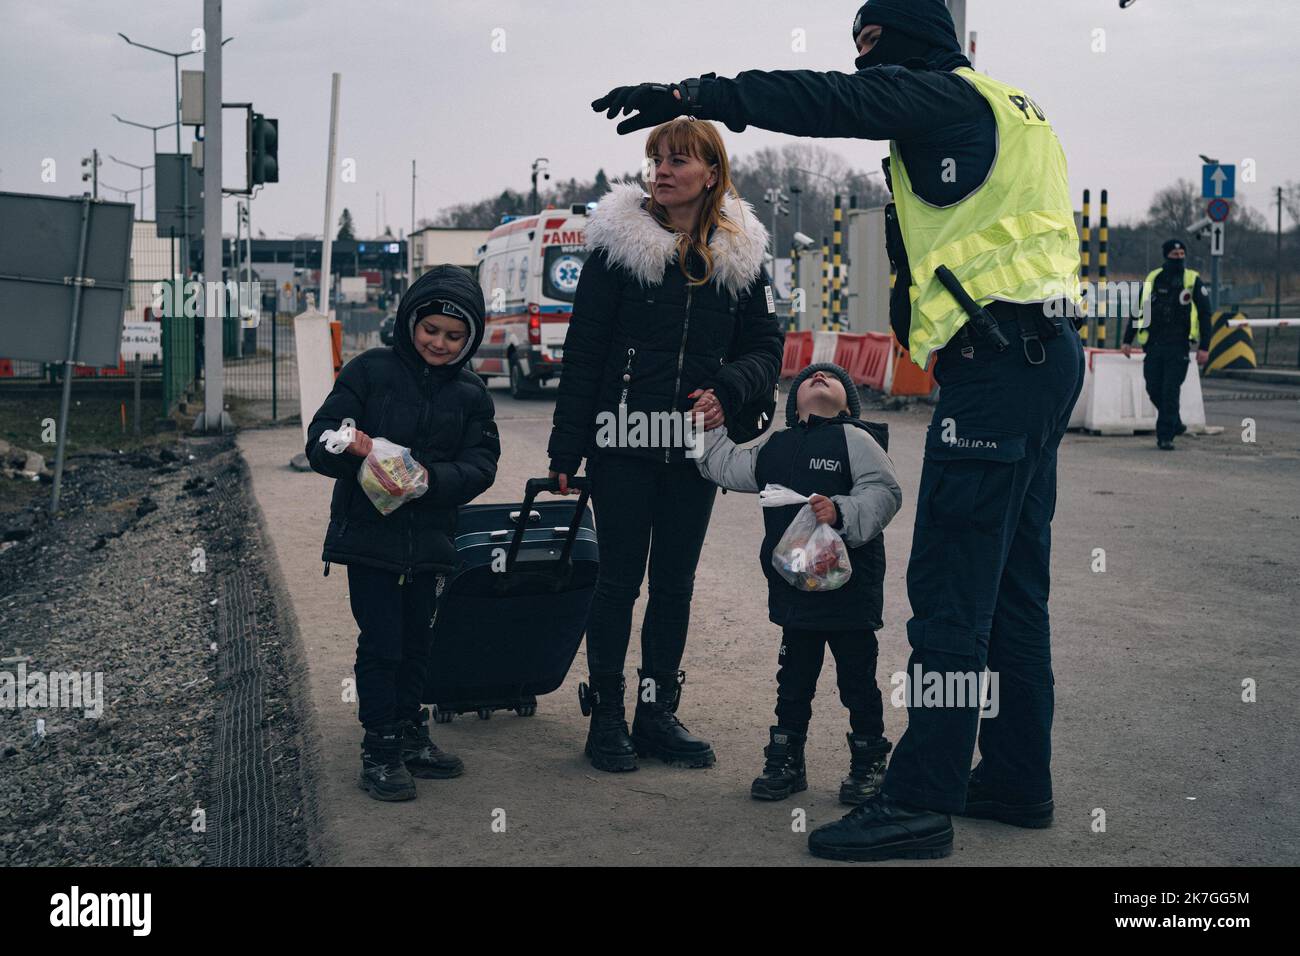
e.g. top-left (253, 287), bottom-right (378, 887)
top-left (360, 725), bottom-right (417, 801)
top-left (751, 726), bottom-right (807, 800)
top-left (839, 733), bottom-right (890, 805)
top-left (401, 707), bottom-right (464, 779)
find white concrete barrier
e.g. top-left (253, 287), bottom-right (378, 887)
top-left (1074, 348), bottom-right (1206, 434)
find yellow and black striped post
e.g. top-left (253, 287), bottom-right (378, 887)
top-left (820, 236), bottom-right (830, 331)
top-left (831, 194), bottom-right (844, 331)
top-left (1097, 189), bottom-right (1109, 347)
top-left (1207, 311), bottom-right (1258, 371)
top-left (1079, 189), bottom-right (1091, 340)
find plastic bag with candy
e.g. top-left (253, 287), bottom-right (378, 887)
top-left (357, 437), bottom-right (429, 516)
top-left (760, 483), bottom-right (853, 592)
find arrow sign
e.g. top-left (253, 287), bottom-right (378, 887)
top-left (1202, 163), bottom-right (1235, 199)
top-left (1210, 221), bottom-right (1225, 256)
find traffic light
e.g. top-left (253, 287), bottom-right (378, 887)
top-left (249, 112), bottom-right (279, 185)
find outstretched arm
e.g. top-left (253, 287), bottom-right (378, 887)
top-left (593, 68), bottom-right (967, 141)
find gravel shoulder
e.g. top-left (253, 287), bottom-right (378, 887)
top-left (0, 436), bottom-right (312, 866)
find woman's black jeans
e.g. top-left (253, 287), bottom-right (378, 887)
top-left (583, 452), bottom-right (717, 678)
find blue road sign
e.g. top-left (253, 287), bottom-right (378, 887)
top-left (1207, 198), bottom-right (1231, 222)
top-left (1202, 163), bottom-right (1235, 199)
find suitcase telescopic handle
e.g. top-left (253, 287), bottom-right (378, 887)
top-left (505, 477), bottom-right (593, 573)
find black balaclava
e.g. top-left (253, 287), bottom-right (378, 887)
top-left (1162, 238), bottom-right (1187, 271)
top-left (395, 263), bottom-right (486, 377)
top-left (851, 0), bottom-right (971, 72)
top-left (786, 362), bottom-right (862, 427)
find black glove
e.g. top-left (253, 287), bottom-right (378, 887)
top-left (591, 82), bottom-right (688, 135)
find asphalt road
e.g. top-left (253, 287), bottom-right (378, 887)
top-left (239, 374), bottom-right (1300, 866)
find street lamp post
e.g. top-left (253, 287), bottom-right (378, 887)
top-left (108, 155), bottom-right (153, 219)
top-left (531, 158), bottom-right (550, 215)
top-left (118, 33), bottom-right (197, 276)
top-left (111, 114), bottom-right (178, 160)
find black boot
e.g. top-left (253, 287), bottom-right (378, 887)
top-left (751, 726), bottom-right (807, 800)
top-left (958, 769), bottom-right (1054, 829)
top-left (578, 674), bottom-right (637, 772)
top-left (808, 793), bottom-right (953, 861)
top-left (839, 734), bottom-right (890, 805)
top-left (631, 670), bottom-right (716, 768)
top-left (401, 707), bottom-right (464, 779)
top-left (359, 724), bottom-right (417, 801)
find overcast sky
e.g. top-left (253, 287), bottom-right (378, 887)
top-left (4, 0), bottom-right (1298, 237)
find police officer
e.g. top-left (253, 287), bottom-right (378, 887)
top-left (592, 0), bottom-right (1085, 861)
top-left (1122, 239), bottom-right (1212, 449)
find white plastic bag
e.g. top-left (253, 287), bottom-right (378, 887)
top-left (760, 483), bottom-right (852, 592)
top-left (357, 437), bottom-right (429, 516)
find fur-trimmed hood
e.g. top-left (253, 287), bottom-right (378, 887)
top-left (584, 180), bottom-right (769, 297)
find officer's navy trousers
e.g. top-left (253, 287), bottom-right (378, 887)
top-left (883, 317), bottom-right (1085, 813)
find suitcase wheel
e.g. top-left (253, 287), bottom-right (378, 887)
top-left (476, 707), bottom-right (492, 720)
top-left (516, 700), bottom-right (537, 717)
top-left (433, 707), bottom-right (454, 724)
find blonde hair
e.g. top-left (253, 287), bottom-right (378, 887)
top-left (643, 117), bottom-right (741, 287)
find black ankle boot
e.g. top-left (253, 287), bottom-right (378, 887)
top-left (401, 707), bottom-right (465, 779)
top-left (360, 724), bottom-right (417, 801)
top-left (631, 670), bottom-right (716, 768)
top-left (751, 726), bottom-right (807, 800)
top-left (839, 733), bottom-right (890, 805)
top-left (578, 674), bottom-right (638, 772)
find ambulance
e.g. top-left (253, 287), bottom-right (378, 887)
top-left (473, 203), bottom-right (591, 398)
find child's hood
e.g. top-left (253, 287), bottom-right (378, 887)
top-left (395, 264), bottom-right (487, 376)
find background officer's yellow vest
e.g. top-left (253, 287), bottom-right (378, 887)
top-left (890, 68), bottom-right (1082, 369)
top-left (1134, 267), bottom-right (1200, 346)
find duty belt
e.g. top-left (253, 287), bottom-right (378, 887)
top-left (936, 265), bottom-right (1064, 366)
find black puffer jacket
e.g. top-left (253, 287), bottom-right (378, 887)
top-left (305, 265), bottom-right (500, 576)
top-left (547, 182), bottom-right (785, 474)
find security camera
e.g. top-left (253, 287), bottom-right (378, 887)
top-left (792, 231), bottom-right (816, 250)
top-left (1187, 216), bottom-right (1213, 238)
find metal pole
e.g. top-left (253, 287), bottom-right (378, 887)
top-left (200, 0), bottom-right (225, 431)
top-left (409, 159), bottom-right (416, 291)
top-left (1211, 248), bottom-right (1220, 316)
top-left (50, 196), bottom-right (93, 514)
top-left (320, 73), bottom-right (342, 318)
top-left (176, 57), bottom-right (188, 280)
top-left (133, 356), bottom-right (142, 435)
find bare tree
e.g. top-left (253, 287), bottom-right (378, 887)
top-left (1145, 178), bottom-right (1201, 235)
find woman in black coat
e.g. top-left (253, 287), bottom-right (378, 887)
top-left (547, 117), bottom-right (784, 772)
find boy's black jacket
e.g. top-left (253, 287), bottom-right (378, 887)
top-left (304, 268), bottom-right (500, 576)
top-left (756, 416), bottom-right (891, 631)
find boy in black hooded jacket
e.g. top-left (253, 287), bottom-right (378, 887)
top-left (696, 362), bottom-right (901, 803)
top-left (306, 264), bottom-right (500, 801)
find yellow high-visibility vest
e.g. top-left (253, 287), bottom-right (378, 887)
top-left (890, 67), bottom-right (1082, 368)
top-left (1135, 267), bottom-right (1200, 346)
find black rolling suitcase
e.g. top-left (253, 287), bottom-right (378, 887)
top-left (424, 477), bottom-right (597, 722)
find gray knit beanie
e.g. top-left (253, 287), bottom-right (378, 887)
top-left (785, 362), bottom-right (861, 427)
